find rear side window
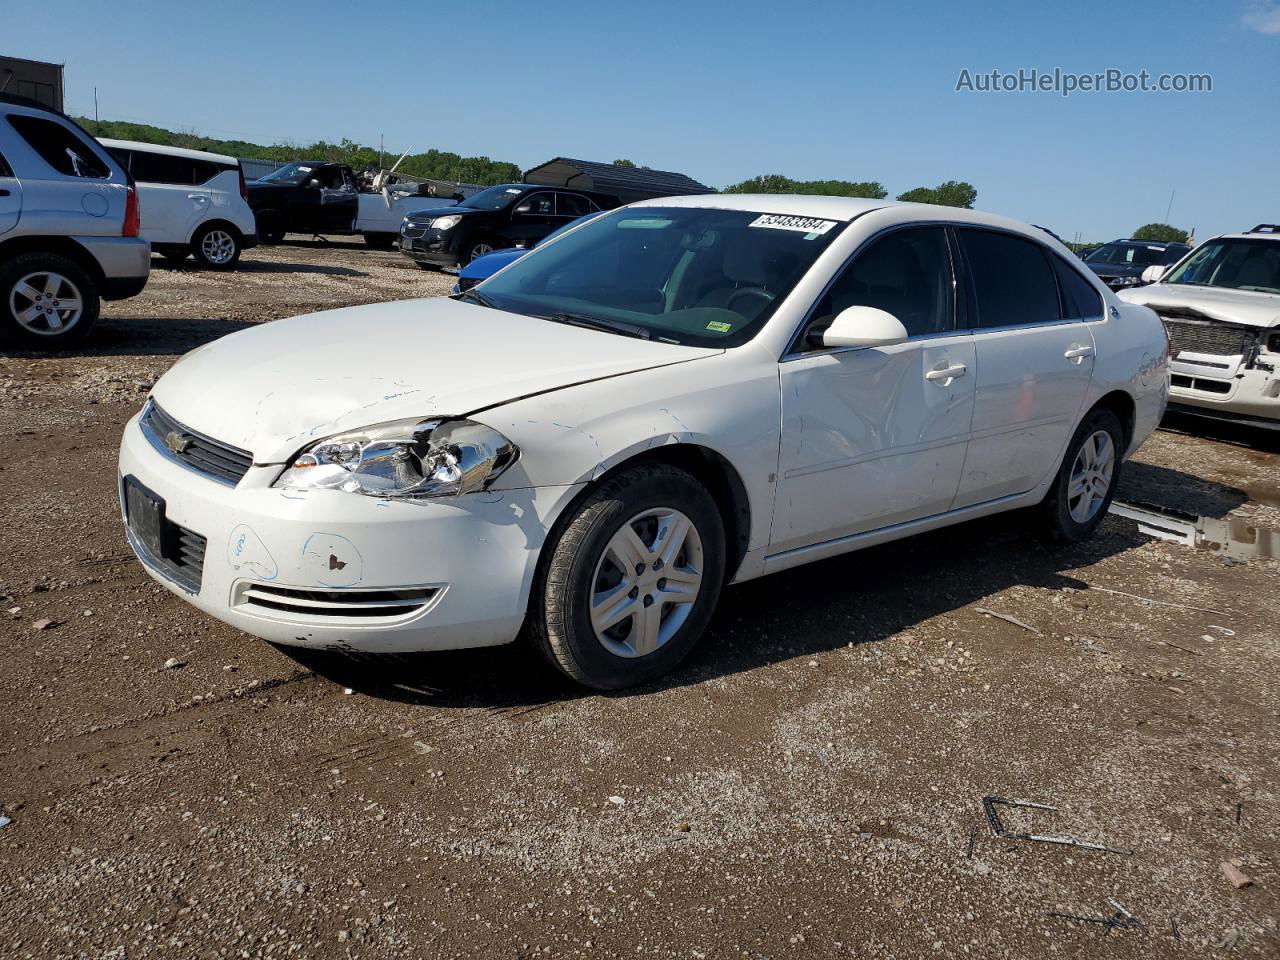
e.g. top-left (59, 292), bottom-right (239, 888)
top-left (7, 114), bottom-right (110, 179)
top-left (1050, 254), bottom-right (1104, 321)
top-left (0, 149), bottom-right (12, 178)
top-left (128, 150), bottom-right (224, 185)
top-left (958, 228), bottom-right (1060, 329)
top-left (556, 193), bottom-right (591, 217)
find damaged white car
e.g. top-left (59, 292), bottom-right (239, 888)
top-left (119, 196), bottom-right (1168, 689)
top-left (1118, 225), bottom-right (1280, 428)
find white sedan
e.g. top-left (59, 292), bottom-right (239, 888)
top-left (119, 195), bottom-right (1169, 689)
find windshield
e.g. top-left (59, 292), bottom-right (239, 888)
top-left (258, 162), bottom-right (318, 185)
top-left (458, 184), bottom-right (527, 211)
top-left (473, 207), bottom-right (845, 347)
top-left (1085, 243), bottom-right (1173, 267)
top-left (1163, 238), bottom-right (1280, 294)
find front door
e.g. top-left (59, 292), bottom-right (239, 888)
top-left (506, 191), bottom-right (556, 248)
top-left (951, 228), bottom-right (1098, 507)
top-left (0, 149), bottom-right (20, 235)
top-left (772, 226), bottom-right (976, 555)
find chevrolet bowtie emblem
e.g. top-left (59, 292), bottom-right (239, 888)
top-left (164, 430), bottom-right (192, 455)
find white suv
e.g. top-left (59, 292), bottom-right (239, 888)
top-left (0, 94), bottom-right (150, 348)
top-left (100, 139), bottom-right (257, 270)
top-left (1118, 225), bottom-right (1280, 427)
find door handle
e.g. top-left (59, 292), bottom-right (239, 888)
top-left (925, 362), bottom-right (967, 384)
top-left (187, 194), bottom-right (208, 202)
top-left (1064, 343), bottom-right (1094, 364)
top-left (0, 189), bottom-right (9, 197)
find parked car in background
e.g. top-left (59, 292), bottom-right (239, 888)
top-left (246, 161), bottom-right (458, 247)
top-left (452, 210), bottom-right (606, 293)
top-left (101, 139), bottom-right (257, 270)
top-left (400, 183), bottom-right (619, 269)
top-left (1083, 238), bottom-right (1190, 290)
top-left (1118, 224), bottom-right (1280, 427)
top-left (119, 195), bottom-right (1166, 689)
top-left (0, 94), bottom-right (148, 348)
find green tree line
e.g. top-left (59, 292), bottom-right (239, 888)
top-left (723, 174), bottom-right (978, 208)
top-left (78, 118), bottom-right (522, 186)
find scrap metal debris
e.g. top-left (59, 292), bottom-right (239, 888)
top-left (1084, 585), bottom-right (1229, 617)
top-left (974, 607), bottom-right (1042, 635)
top-left (982, 796), bottom-right (1133, 855)
top-left (1046, 899), bottom-right (1146, 938)
top-left (0, 815), bottom-right (11, 830)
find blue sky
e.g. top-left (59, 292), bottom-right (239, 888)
top-left (10, 0), bottom-right (1280, 241)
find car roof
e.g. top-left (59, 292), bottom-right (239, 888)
top-left (98, 138), bottom-right (237, 166)
top-left (626, 193), bottom-right (1060, 239)
top-left (1108, 238), bottom-right (1186, 247)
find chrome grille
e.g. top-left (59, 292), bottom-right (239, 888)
top-left (1162, 318), bottom-right (1259, 359)
top-left (237, 584), bottom-right (440, 621)
top-left (143, 401), bottom-right (253, 486)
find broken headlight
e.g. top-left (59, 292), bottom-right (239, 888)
top-left (275, 419), bottom-right (517, 499)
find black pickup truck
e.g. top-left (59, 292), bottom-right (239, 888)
top-left (246, 161), bottom-right (451, 247)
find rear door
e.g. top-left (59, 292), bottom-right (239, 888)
top-left (124, 149), bottom-right (212, 245)
top-left (951, 228), bottom-right (1098, 508)
top-left (0, 147), bottom-right (20, 235)
top-left (316, 165), bottom-right (358, 233)
top-left (2, 109), bottom-right (118, 237)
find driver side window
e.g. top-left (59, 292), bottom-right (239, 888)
top-left (805, 227), bottom-right (955, 346)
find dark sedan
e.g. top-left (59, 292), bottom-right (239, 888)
top-left (1083, 239), bottom-right (1190, 290)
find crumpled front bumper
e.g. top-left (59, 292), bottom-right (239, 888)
top-left (118, 410), bottom-right (581, 652)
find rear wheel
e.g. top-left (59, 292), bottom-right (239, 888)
top-left (1041, 408), bottom-right (1124, 541)
top-left (529, 463), bottom-right (725, 690)
top-left (255, 210), bottom-right (285, 245)
top-left (0, 252), bottom-right (100, 349)
top-left (191, 223), bottom-right (241, 270)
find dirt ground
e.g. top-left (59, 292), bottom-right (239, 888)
top-left (1, 240), bottom-right (1277, 959)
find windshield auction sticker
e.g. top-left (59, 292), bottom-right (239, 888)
top-left (749, 214), bottom-right (837, 235)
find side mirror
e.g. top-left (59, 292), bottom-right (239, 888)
top-left (822, 305), bottom-right (909, 349)
top-left (515, 203), bottom-right (532, 214)
top-left (1140, 265), bottom-right (1165, 285)
top-left (305, 178), bottom-right (322, 189)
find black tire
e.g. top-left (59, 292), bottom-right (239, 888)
top-left (528, 463), bottom-right (725, 690)
top-left (460, 237), bottom-right (500, 265)
top-left (255, 210), bottom-right (286, 245)
top-left (0, 251), bottom-right (100, 349)
top-left (362, 232), bottom-right (396, 249)
top-left (1041, 408), bottom-right (1125, 542)
top-left (190, 223), bottom-right (242, 270)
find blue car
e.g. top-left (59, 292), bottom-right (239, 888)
top-left (451, 211), bottom-right (605, 294)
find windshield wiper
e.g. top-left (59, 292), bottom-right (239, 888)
top-left (538, 312), bottom-right (652, 340)
top-left (453, 287), bottom-right (498, 309)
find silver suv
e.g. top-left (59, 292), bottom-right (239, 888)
top-left (0, 94), bottom-right (150, 348)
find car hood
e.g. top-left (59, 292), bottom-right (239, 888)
top-left (1116, 283), bottom-right (1280, 328)
top-left (404, 205), bottom-right (480, 222)
top-left (150, 297), bottom-right (719, 464)
top-left (1085, 261), bottom-right (1145, 279)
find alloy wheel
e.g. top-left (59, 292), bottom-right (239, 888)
top-left (1067, 429), bottom-right (1115, 523)
top-left (201, 229), bottom-right (237, 264)
top-left (9, 271), bottom-right (84, 335)
top-left (590, 507), bottom-right (704, 658)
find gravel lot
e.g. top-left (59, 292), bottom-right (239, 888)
top-left (1, 240), bottom-right (1277, 959)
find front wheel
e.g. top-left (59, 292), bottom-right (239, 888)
top-left (461, 238), bottom-right (497, 265)
top-left (191, 224), bottom-right (241, 270)
top-left (0, 252), bottom-right (100, 349)
top-left (529, 463), bottom-right (725, 690)
top-left (1041, 408), bottom-right (1124, 542)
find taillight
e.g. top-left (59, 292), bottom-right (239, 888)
top-left (238, 166), bottom-right (248, 200)
top-left (123, 185), bottom-right (140, 237)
